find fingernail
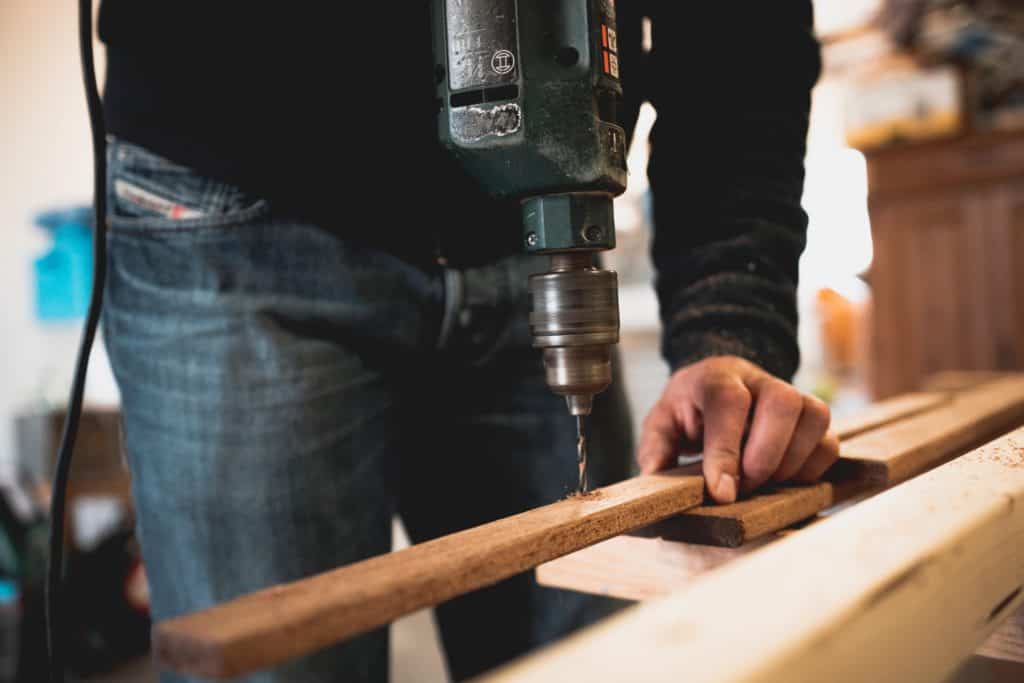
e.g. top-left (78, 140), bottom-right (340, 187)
top-left (715, 473), bottom-right (737, 503)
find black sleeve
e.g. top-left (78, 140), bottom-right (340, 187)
top-left (618, 2), bottom-right (821, 380)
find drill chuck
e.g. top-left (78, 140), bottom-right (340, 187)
top-left (432, 0), bottom-right (627, 418)
top-left (529, 253), bottom-right (619, 416)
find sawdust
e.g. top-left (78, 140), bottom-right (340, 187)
top-left (566, 489), bottom-right (603, 501)
top-left (978, 437), bottom-right (1024, 468)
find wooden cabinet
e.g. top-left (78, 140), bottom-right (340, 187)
top-left (864, 131), bottom-right (1024, 398)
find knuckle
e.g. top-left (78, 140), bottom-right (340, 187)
top-left (742, 450), bottom-right (778, 481)
top-left (641, 410), bottom-right (660, 431)
top-left (803, 396), bottom-right (832, 429)
top-left (703, 376), bottom-right (751, 410)
top-left (686, 361), bottom-right (712, 387)
top-left (699, 356), bottom-right (743, 377)
top-left (732, 357), bottom-right (757, 374)
top-left (699, 356), bottom-right (727, 371)
top-left (772, 467), bottom-right (797, 483)
top-left (762, 383), bottom-right (803, 420)
top-left (744, 460), bottom-right (776, 484)
top-left (798, 446), bottom-right (841, 483)
top-left (774, 453), bottom-right (807, 481)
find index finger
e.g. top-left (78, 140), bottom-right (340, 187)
top-left (694, 375), bottom-right (751, 504)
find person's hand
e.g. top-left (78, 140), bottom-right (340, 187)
top-left (637, 356), bottom-right (839, 504)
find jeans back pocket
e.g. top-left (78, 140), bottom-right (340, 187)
top-left (106, 139), bottom-right (269, 233)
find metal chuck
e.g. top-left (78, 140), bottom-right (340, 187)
top-left (528, 252), bottom-right (620, 418)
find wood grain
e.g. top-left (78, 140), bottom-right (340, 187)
top-left (486, 428), bottom-right (1024, 683)
top-left (978, 604), bottom-right (1024, 664)
top-left (863, 130), bottom-right (1024, 397)
top-left (921, 370), bottom-right (1010, 393)
top-left (538, 534), bottom-right (1024, 667)
top-left (153, 468), bottom-right (704, 679)
top-left (650, 481), bottom-right (853, 548)
top-left (538, 517), bottom-right (830, 602)
top-left (863, 129), bottom-right (1024, 200)
top-left (536, 535), bottom-right (766, 602)
top-left (657, 377), bottom-right (1024, 547)
top-left (842, 375), bottom-right (1024, 484)
top-left (831, 391), bottom-right (950, 439)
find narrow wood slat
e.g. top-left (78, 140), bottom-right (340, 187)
top-left (841, 376), bottom-right (1024, 484)
top-left (487, 428), bottom-right (1024, 683)
top-left (831, 391), bottom-right (950, 439)
top-left (920, 370), bottom-right (1011, 393)
top-left (537, 519), bottom-right (828, 602)
top-left (660, 376), bottom-right (1024, 547)
top-left (153, 468), bottom-right (704, 679)
top-left (536, 535), bottom-right (763, 601)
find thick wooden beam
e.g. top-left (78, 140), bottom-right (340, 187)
top-left (153, 468), bottom-right (704, 679)
top-left (539, 528), bottom-right (1024, 668)
top-left (658, 376), bottom-right (1024, 547)
top-left (486, 428), bottom-right (1024, 683)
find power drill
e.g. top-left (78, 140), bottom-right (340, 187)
top-left (432, 0), bottom-right (627, 489)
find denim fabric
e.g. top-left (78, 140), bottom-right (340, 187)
top-left (102, 139), bottom-right (634, 682)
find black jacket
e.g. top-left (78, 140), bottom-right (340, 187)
top-left (99, 1), bottom-right (821, 379)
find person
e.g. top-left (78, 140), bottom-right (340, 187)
top-left (96, 2), bottom-right (837, 681)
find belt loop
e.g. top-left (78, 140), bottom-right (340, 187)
top-left (436, 268), bottom-right (464, 350)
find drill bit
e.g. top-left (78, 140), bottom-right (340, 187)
top-left (576, 415), bottom-right (589, 494)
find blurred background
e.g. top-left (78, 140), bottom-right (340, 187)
top-left (1, 0), bottom-right (1023, 681)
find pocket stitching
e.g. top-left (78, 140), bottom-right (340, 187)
top-left (107, 197), bottom-right (271, 234)
top-left (107, 157), bottom-right (269, 233)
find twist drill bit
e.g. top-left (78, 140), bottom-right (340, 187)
top-left (576, 415), bottom-right (589, 494)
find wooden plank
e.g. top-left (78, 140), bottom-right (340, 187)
top-left (535, 535), bottom-right (763, 602)
top-left (832, 391), bottom-right (950, 440)
top-left (650, 479), bottom-right (872, 548)
top-left (921, 370), bottom-right (1011, 393)
top-left (538, 536), bottom-right (1024, 668)
top-left (659, 376), bottom-right (1024, 547)
top-left (153, 468), bottom-right (704, 679)
top-left (537, 517), bottom-right (828, 602)
top-left (842, 375), bottom-right (1024, 484)
top-left (485, 428), bottom-right (1024, 683)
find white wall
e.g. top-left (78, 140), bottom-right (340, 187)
top-left (0, 0), bottom-right (114, 473)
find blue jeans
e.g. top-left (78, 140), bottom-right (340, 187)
top-left (102, 139), bottom-right (634, 682)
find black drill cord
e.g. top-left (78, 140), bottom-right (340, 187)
top-left (46, 0), bottom-right (107, 679)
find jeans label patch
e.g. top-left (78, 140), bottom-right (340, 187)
top-left (114, 179), bottom-right (205, 219)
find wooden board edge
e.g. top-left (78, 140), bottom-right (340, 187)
top-left (483, 427), bottom-right (1024, 683)
top-left (154, 470), bottom-right (705, 678)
